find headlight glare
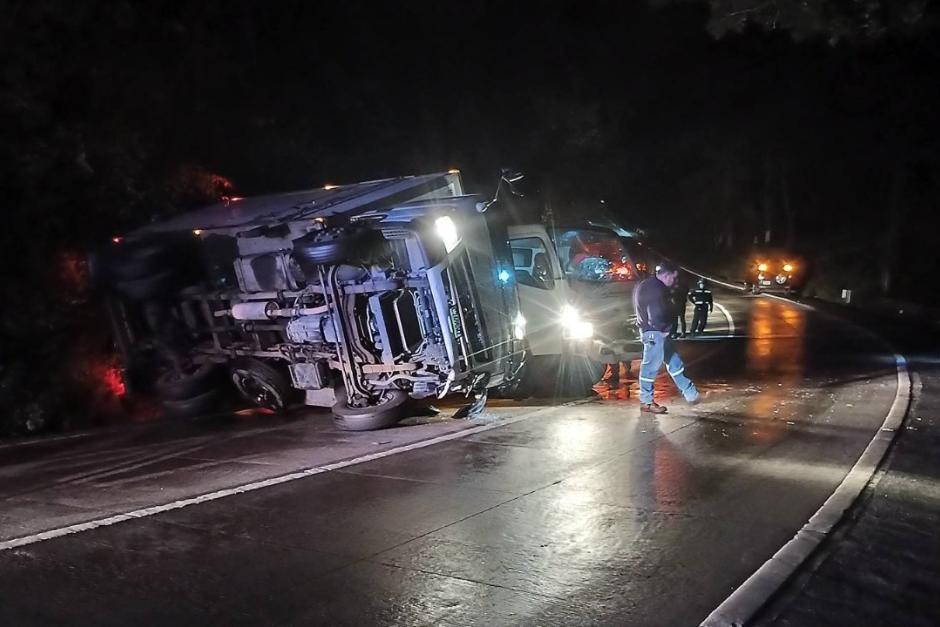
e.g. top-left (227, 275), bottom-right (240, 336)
top-left (434, 216), bottom-right (460, 253)
top-left (513, 312), bottom-right (527, 340)
top-left (560, 304), bottom-right (594, 339)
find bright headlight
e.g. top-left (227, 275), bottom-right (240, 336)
top-left (513, 312), bottom-right (527, 340)
top-left (560, 304), bottom-right (580, 327)
top-left (783, 263), bottom-right (794, 273)
top-left (434, 216), bottom-right (460, 253)
top-left (560, 304), bottom-right (594, 339)
top-left (757, 263), bottom-right (768, 272)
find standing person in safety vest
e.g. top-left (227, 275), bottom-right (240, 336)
top-left (688, 278), bottom-right (714, 335)
top-left (633, 261), bottom-right (700, 414)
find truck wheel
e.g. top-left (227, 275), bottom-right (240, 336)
top-left (154, 362), bottom-right (220, 401)
top-left (293, 229), bottom-right (386, 267)
top-left (519, 354), bottom-right (603, 398)
top-left (115, 271), bottom-right (177, 300)
top-left (556, 355), bottom-right (606, 397)
top-left (332, 388), bottom-right (408, 431)
top-left (108, 242), bottom-right (171, 280)
top-left (162, 388), bottom-right (221, 418)
top-left (230, 358), bottom-right (293, 412)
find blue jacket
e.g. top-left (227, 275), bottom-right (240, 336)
top-left (634, 277), bottom-right (673, 332)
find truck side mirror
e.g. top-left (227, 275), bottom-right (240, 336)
top-left (501, 169), bottom-right (525, 196)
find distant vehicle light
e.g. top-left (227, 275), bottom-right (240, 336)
top-left (323, 184), bottom-right (339, 190)
top-left (434, 216), bottom-right (460, 253)
top-left (498, 269), bottom-right (511, 283)
top-left (111, 236), bottom-right (123, 244)
top-left (448, 168), bottom-right (461, 174)
top-left (193, 229), bottom-right (203, 236)
top-left (783, 263), bottom-right (794, 273)
top-left (757, 263), bottom-right (768, 272)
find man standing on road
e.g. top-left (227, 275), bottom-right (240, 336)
top-left (633, 262), bottom-right (700, 414)
top-left (689, 278), bottom-right (714, 335)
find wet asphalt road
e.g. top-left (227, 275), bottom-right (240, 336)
top-left (0, 292), bottom-right (901, 626)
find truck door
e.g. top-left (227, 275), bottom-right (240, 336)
top-left (507, 229), bottom-right (569, 356)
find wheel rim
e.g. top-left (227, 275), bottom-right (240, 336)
top-left (233, 370), bottom-right (283, 410)
top-left (346, 389), bottom-right (400, 410)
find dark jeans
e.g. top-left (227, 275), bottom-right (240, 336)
top-left (691, 306), bottom-right (709, 333)
top-left (670, 306), bottom-right (687, 337)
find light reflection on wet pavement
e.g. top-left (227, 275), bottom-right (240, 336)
top-left (0, 293), bottom-right (902, 626)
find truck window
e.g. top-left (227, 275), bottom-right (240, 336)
top-left (510, 237), bottom-right (555, 290)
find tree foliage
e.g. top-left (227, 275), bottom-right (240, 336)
top-left (667, 0), bottom-right (936, 42)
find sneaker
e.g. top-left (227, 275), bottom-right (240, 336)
top-left (640, 402), bottom-right (668, 414)
top-left (686, 390), bottom-right (708, 405)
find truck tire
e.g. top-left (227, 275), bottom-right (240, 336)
top-left (293, 229), bottom-right (385, 267)
top-left (154, 362), bottom-right (220, 401)
top-left (230, 358), bottom-right (293, 413)
top-left (108, 242), bottom-right (171, 280)
top-left (332, 388), bottom-right (408, 431)
top-left (556, 354), bottom-right (605, 397)
top-left (114, 271), bottom-right (177, 300)
top-left (518, 354), bottom-right (603, 398)
top-left (162, 388), bottom-right (221, 418)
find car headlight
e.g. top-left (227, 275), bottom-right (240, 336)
top-left (783, 263), bottom-right (793, 273)
top-left (757, 263), bottom-right (768, 272)
top-left (434, 216), bottom-right (460, 253)
top-left (560, 304), bottom-right (594, 340)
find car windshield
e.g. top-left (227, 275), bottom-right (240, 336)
top-left (555, 228), bottom-right (644, 282)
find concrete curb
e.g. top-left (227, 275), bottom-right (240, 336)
top-left (700, 353), bottom-right (914, 627)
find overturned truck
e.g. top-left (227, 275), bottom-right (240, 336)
top-left (97, 172), bottom-right (526, 430)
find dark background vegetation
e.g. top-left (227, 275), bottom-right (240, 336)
top-left (2, 0), bottom-right (938, 433)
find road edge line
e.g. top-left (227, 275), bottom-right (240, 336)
top-left (0, 399), bottom-right (592, 552)
top-left (700, 353), bottom-right (913, 627)
top-left (760, 291), bottom-right (815, 310)
top-left (713, 302), bottom-right (736, 337)
top-left (680, 265), bottom-right (748, 292)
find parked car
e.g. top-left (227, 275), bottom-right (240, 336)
top-left (96, 172), bottom-right (525, 430)
top-left (747, 250), bottom-right (805, 295)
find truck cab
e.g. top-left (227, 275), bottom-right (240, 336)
top-left (508, 221), bottom-right (647, 395)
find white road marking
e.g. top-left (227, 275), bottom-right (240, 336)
top-left (700, 353), bottom-right (915, 627)
top-left (680, 266), bottom-right (747, 292)
top-left (0, 430), bottom-right (96, 451)
top-left (714, 302), bottom-right (735, 337)
top-left (761, 291), bottom-right (816, 310)
top-left (0, 399), bottom-right (590, 552)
